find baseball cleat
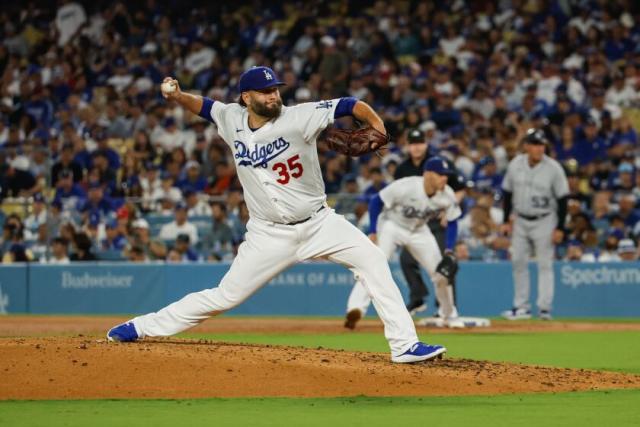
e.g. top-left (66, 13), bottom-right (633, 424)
top-left (406, 300), bottom-right (427, 316)
top-left (107, 322), bottom-right (139, 342)
top-left (391, 342), bottom-right (447, 363)
top-left (344, 309), bottom-right (362, 330)
top-left (501, 307), bottom-right (532, 320)
top-left (539, 310), bottom-right (553, 321)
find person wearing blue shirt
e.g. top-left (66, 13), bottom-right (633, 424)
top-left (176, 161), bottom-right (207, 192)
top-left (78, 182), bottom-right (115, 218)
top-left (53, 169), bottom-right (87, 212)
top-left (575, 118), bottom-right (606, 167)
top-left (101, 219), bottom-right (128, 251)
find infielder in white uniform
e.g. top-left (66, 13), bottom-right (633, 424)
top-left (500, 129), bottom-right (569, 320)
top-left (344, 156), bottom-right (464, 329)
top-left (107, 66), bottom-right (446, 363)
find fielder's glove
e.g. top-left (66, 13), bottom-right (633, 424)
top-left (435, 250), bottom-right (458, 281)
top-left (320, 126), bottom-right (390, 157)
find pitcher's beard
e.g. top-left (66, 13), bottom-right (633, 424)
top-left (252, 100), bottom-right (282, 118)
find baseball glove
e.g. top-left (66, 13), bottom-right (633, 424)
top-left (321, 126), bottom-right (390, 156)
top-left (435, 250), bottom-right (458, 281)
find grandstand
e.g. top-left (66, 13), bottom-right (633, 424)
top-left (1, 0), bottom-right (640, 264)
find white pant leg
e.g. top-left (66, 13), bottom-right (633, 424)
top-left (345, 221), bottom-right (403, 315)
top-left (300, 211), bottom-right (418, 356)
top-left (134, 220), bottom-right (298, 337)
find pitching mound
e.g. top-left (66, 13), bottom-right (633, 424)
top-left (1, 337), bottom-right (639, 400)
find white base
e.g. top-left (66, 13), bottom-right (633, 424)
top-left (416, 316), bottom-right (491, 328)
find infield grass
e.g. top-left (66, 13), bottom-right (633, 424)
top-left (183, 329), bottom-right (640, 374)
top-left (2, 390), bottom-right (640, 427)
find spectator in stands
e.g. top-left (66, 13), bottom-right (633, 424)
top-left (454, 241), bottom-right (470, 261)
top-left (29, 224), bottom-right (49, 261)
top-left (159, 202), bottom-right (198, 245)
top-left (46, 237), bottom-right (70, 264)
top-left (51, 143), bottom-right (83, 186)
top-left (101, 219), bottom-right (128, 251)
top-left (177, 161), bottom-right (207, 192)
top-left (565, 239), bottom-right (597, 262)
top-left (70, 232), bottom-right (97, 261)
top-left (617, 239), bottom-right (638, 262)
top-left (334, 174), bottom-right (360, 216)
top-left (54, 169), bottom-right (86, 212)
top-left (202, 202), bottom-right (234, 257)
top-left (616, 193), bottom-right (640, 228)
top-left (184, 188), bottom-right (211, 217)
top-left (599, 229), bottom-right (625, 262)
top-left (173, 233), bottom-right (200, 262)
top-left (127, 245), bottom-right (148, 263)
top-left (1, 157), bottom-right (37, 200)
top-left (152, 171), bottom-right (182, 208)
top-left (363, 167), bottom-right (386, 200)
top-left (24, 193), bottom-right (48, 239)
top-left (79, 182), bottom-right (115, 221)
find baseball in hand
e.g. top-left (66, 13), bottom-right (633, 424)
top-left (161, 81), bottom-right (177, 94)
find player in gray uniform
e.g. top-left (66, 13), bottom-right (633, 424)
top-left (500, 129), bottom-right (569, 320)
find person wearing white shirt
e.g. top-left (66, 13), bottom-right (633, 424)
top-left (45, 237), bottom-right (71, 265)
top-left (184, 189), bottom-right (212, 217)
top-left (159, 202), bottom-right (199, 244)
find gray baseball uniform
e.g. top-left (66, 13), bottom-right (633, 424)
top-left (502, 153), bottom-right (569, 312)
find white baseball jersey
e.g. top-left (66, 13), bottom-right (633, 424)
top-left (502, 154), bottom-right (569, 217)
top-left (379, 177), bottom-right (462, 231)
top-left (203, 99), bottom-right (341, 224)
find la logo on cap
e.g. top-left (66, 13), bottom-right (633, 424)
top-left (263, 69), bottom-right (273, 80)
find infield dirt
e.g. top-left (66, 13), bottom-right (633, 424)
top-left (1, 316), bottom-right (639, 399)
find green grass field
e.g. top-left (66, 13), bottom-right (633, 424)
top-left (2, 319), bottom-right (640, 427)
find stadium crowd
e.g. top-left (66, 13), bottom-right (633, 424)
top-left (1, 0), bottom-right (640, 264)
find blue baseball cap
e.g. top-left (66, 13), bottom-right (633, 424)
top-left (238, 66), bottom-right (285, 93)
top-left (423, 156), bottom-right (455, 175)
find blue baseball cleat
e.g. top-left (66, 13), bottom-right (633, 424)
top-left (391, 342), bottom-right (447, 363)
top-left (107, 322), bottom-right (139, 342)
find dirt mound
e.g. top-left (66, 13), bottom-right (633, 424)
top-left (1, 337), bottom-right (639, 400)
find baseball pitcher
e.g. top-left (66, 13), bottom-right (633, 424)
top-left (501, 128), bottom-right (569, 320)
top-left (107, 66), bottom-right (446, 363)
top-left (344, 156), bottom-right (464, 329)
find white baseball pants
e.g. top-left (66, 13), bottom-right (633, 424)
top-left (131, 209), bottom-right (419, 357)
top-left (346, 221), bottom-right (452, 315)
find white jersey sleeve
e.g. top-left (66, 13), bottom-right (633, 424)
top-left (379, 178), bottom-right (411, 208)
top-left (290, 99), bottom-right (341, 143)
top-left (201, 101), bottom-right (241, 135)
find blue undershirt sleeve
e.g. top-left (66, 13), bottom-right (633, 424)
top-left (445, 220), bottom-right (458, 251)
top-left (368, 194), bottom-right (384, 234)
top-left (198, 97), bottom-right (215, 123)
top-left (334, 97), bottom-right (358, 119)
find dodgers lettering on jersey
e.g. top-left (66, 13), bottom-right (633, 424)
top-left (502, 154), bottom-right (569, 216)
top-left (203, 99), bottom-right (341, 223)
top-left (378, 177), bottom-right (461, 231)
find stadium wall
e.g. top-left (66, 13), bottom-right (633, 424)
top-left (1, 262), bottom-right (639, 317)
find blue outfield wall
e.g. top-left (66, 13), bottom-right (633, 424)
top-left (1, 261), bottom-right (639, 317)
